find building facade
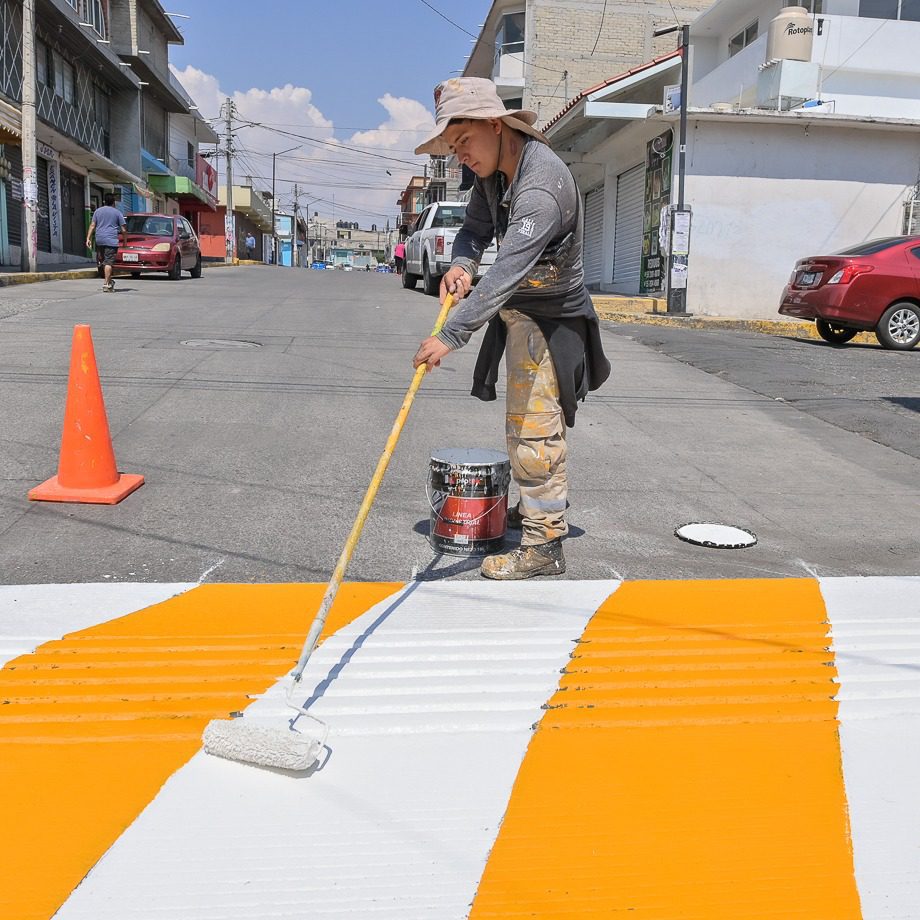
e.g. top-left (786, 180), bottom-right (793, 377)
top-left (543, 0), bottom-right (920, 318)
top-left (0, 0), bottom-right (214, 268)
top-left (464, 0), bottom-right (713, 123)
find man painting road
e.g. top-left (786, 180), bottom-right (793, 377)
top-left (86, 193), bottom-right (126, 293)
top-left (412, 78), bottom-right (610, 581)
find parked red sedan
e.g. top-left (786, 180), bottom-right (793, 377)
top-left (98, 213), bottom-right (202, 281)
top-left (778, 236), bottom-right (920, 350)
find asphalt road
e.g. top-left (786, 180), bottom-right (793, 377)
top-left (1, 266), bottom-right (918, 583)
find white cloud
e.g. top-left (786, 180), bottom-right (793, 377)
top-left (170, 67), bottom-right (433, 226)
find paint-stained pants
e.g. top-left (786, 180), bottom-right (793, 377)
top-left (501, 308), bottom-right (568, 546)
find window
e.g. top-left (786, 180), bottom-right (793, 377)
top-left (495, 11), bottom-right (525, 52)
top-left (833, 238), bottom-right (903, 256)
top-left (187, 142), bottom-right (195, 167)
top-left (728, 20), bottom-right (759, 57)
top-left (431, 205), bottom-right (467, 229)
top-left (51, 52), bottom-right (74, 104)
top-left (36, 41), bottom-right (48, 85)
top-left (859, 0), bottom-right (920, 17)
top-left (83, 0), bottom-right (107, 38)
top-left (793, 0), bottom-right (823, 11)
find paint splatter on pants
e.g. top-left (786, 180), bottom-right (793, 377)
top-left (500, 308), bottom-right (568, 546)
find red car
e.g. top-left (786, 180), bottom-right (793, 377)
top-left (778, 236), bottom-right (920, 350)
top-left (98, 213), bottom-right (202, 280)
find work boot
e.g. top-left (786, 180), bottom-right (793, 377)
top-left (480, 538), bottom-right (565, 580)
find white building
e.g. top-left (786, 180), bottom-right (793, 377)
top-left (544, 1), bottom-right (920, 318)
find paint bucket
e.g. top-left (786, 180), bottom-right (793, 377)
top-left (428, 448), bottom-right (510, 556)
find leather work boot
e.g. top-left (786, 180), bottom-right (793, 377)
top-left (480, 538), bottom-right (566, 580)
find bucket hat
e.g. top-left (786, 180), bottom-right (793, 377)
top-left (415, 77), bottom-right (548, 156)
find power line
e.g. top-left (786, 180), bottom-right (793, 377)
top-left (591, 0), bottom-right (609, 56)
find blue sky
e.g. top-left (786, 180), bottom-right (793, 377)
top-left (169, 0), bottom-right (494, 133)
top-left (167, 0), bottom-right (494, 223)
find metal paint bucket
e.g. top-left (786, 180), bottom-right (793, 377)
top-left (428, 448), bottom-right (510, 556)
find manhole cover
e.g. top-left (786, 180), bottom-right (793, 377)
top-left (180, 339), bottom-right (262, 349)
top-left (675, 522), bottom-right (757, 549)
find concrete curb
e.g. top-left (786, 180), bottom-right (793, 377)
top-left (0, 268), bottom-right (98, 287)
top-left (0, 260), bottom-right (265, 287)
top-left (592, 297), bottom-right (876, 344)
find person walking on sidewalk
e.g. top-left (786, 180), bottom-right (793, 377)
top-left (412, 78), bottom-right (610, 580)
top-left (393, 240), bottom-right (406, 275)
top-left (86, 193), bottom-right (126, 293)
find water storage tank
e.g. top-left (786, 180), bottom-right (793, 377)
top-left (766, 7), bottom-right (814, 63)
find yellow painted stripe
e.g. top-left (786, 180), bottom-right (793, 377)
top-left (0, 582), bottom-right (402, 920)
top-left (470, 579), bottom-right (862, 919)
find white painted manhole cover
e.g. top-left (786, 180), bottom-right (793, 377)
top-left (180, 339), bottom-right (262, 349)
top-left (675, 522), bottom-right (757, 549)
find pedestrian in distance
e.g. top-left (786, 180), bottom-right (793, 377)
top-left (245, 231), bottom-right (256, 260)
top-left (394, 240), bottom-right (406, 275)
top-left (412, 77), bottom-right (611, 580)
top-left (86, 193), bottom-right (126, 293)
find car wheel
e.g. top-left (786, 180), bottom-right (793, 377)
top-left (130, 271), bottom-right (141, 279)
top-left (423, 257), bottom-right (440, 296)
top-left (815, 319), bottom-right (858, 344)
top-left (168, 256), bottom-right (182, 281)
top-left (875, 301), bottom-right (920, 350)
top-left (190, 254), bottom-right (202, 278)
top-left (97, 266), bottom-right (105, 279)
top-left (402, 267), bottom-right (418, 290)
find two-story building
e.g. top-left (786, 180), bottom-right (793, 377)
top-left (0, 0), bottom-right (212, 267)
top-left (463, 0), bottom-right (713, 123)
top-left (543, 1), bottom-right (920, 318)
top-left (0, 0), bottom-right (145, 265)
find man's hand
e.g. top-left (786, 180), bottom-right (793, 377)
top-left (413, 336), bottom-right (451, 372)
top-left (440, 265), bottom-right (473, 303)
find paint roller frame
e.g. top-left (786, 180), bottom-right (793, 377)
top-left (202, 294), bottom-right (457, 772)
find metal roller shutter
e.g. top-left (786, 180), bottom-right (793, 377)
top-left (4, 144), bottom-right (22, 248)
top-left (612, 164), bottom-right (644, 292)
top-left (582, 186), bottom-right (604, 287)
top-left (36, 156), bottom-right (51, 253)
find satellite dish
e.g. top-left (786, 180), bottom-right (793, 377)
top-left (675, 522), bottom-right (757, 549)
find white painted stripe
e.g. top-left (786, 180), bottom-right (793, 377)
top-left (822, 576), bottom-right (920, 920)
top-left (55, 580), bottom-right (619, 920)
top-left (0, 583), bottom-right (195, 667)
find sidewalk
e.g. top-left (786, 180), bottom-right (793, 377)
top-left (0, 259), bottom-right (253, 288)
top-left (591, 294), bottom-right (875, 343)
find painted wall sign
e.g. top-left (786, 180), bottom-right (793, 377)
top-left (47, 160), bottom-right (62, 251)
top-left (37, 141), bottom-right (58, 162)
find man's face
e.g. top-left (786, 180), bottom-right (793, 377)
top-left (443, 119), bottom-right (502, 177)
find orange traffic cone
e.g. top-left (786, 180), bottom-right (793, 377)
top-left (29, 324), bottom-right (144, 505)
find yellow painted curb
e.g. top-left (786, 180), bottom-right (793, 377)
top-left (592, 300), bottom-right (875, 344)
top-left (0, 269), bottom-right (97, 287)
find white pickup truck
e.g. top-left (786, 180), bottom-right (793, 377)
top-left (402, 200), bottom-right (497, 296)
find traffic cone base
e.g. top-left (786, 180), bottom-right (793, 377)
top-left (29, 472), bottom-right (144, 505)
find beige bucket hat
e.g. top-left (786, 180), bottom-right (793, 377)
top-left (415, 77), bottom-right (548, 156)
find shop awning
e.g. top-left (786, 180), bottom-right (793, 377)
top-left (148, 174), bottom-right (216, 209)
top-left (0, 98), bottom-right (22, 146)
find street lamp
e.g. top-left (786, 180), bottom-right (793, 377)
top-left (271, 144), bottom-right (300, 266)
top-left (654, 23), bottom-right (691, 315)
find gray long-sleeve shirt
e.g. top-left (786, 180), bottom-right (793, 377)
top-left (436, 137), bottom-right (591, 351)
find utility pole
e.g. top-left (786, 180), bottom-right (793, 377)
top-left (20, 0), bottom-right (38, 273)
top-left (653, 23), bottom-right (692, 315)
top-left (223, 97), bottom-right (236, 264)
top-left (292, 182), bottom-right (299, 267)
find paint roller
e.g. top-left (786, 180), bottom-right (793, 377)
top-left (202, 294), bottom-right (456, 772)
